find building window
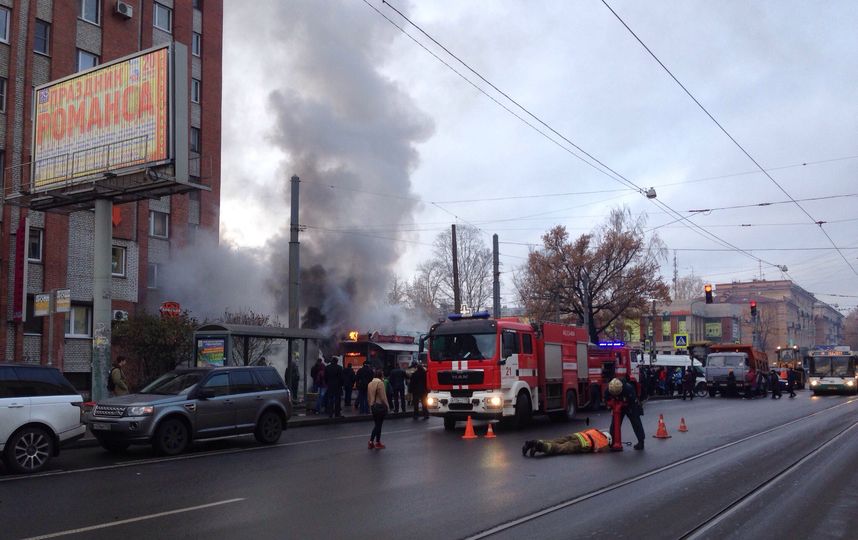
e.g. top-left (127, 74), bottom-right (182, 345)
top-left (192, 32), bottom-right (202, 56)
top-left (0, 7), bottom-right (9, 44)
top-left (28, 228), bottom-right (43, 262)
top-left (147, 263), bottom-right (159, 289)
top-left (35, 20), bottom-right (50, 55)
top-left (79, 0), bottom-right (99, 24)
top-left (77, 49), bottom-right (99, 72)
top-left (191, 78), bottom-right (201, 103)
top-left (0, 77), bottom-right (6, 113)
top-left (193, 0), bottom-right (203, 9)
top-left (111, 246), bottom-right (127, 277)
top-left (65, 305), bottom-right (92, 338)
top-left (154, 2), bottom-right (172, 32)
top-left (149, 210), bottom-right (169, 238)
top-left (190, 127), bottom-right (201, 152)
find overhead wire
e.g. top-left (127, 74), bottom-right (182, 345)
top-left (601, 0), bottom-right (858, 278)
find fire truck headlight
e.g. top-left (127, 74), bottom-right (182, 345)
top-left (486, 396), bottom-right (503, 408)
top-left (426, 396), bottom-right (438, 408)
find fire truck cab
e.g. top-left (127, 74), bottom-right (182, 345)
top-left (424, 313), bottom-right (635, 430)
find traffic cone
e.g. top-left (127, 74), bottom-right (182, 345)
top-left (484, 423), bottom-right (496, 439)
top-left (462, 416), bottom-right (478, 440)
top-left (678, 417), bottom-right (688, 432)
top-left (653, 413), bottom-right (672, 439)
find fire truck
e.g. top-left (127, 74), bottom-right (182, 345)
top-left (423, 313), bottom-right (636, 431)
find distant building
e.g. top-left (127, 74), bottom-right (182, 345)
top-left (630, 279), bottom-right (843, 361)
top-left (1, 0), bottom-right (222, 392)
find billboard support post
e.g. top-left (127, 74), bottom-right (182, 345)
top-left (92, 198), bottom-right (113, 401)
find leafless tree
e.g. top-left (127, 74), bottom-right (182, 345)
top-left (674, 273), bottom-right (705, 300)
top-left (218, 309), bottom-right (281, 366)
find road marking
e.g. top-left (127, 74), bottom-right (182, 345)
top-left (0, 426), bottom-right (442, 483)
top-left (464, 397), bottom-right (858, 539)
top-left (21, 498), bottom-right (244, 539)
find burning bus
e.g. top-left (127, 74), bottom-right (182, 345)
top-left (338, 331), bottom-right (420, 374)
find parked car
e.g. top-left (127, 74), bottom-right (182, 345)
top-left (83, 366), bottom-right (292, 456)
top-left (0, 364), bottom-right (86, 474)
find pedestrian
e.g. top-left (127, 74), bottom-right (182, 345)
top-left (389, 364), bottom-right (406, 413)
top-left (787, 367), bottom-right (797, 398)
top-left (314, 358), bottom-right (328, 414)
top-left (367, 369), bottom-right (390, 449)
top-left (325, 356), bottom-right (344, 417)
top-left (672, 368), bottom-right (683, 398)
top-left (657, 368), bottom-right (667, 396)
top-left (356, 362), bottom-right (374, 414)
top-left (605, 377), bottom-right (645, 450)
top-left (769, 370), bottom-right (782, 399)
top-left (286, 362), bottom-right (300, 399)
top-left (342, 363), bottom-right (355, 407)
top-left (310, 356), bottom-right (324, 393)
top-left (638, 366), bottom-right (649, 401)
top-left (109, 357), bottom-right (130, 396)
top-left (522, 427), bottom-right (612, 456)
top-left (726, 370), bottom-right (737, 397)
top-left (409, 361), bottom-right (429, 419)
top-left (682, 367), bottom-right (695, 401)
top-left (744, 368), bottom-right (756, 399)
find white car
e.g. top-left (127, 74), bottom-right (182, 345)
top-left (0, 364), bottom-right (86, 474)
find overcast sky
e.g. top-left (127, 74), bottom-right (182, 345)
top-left (218, 0), bottom-right (858, 315)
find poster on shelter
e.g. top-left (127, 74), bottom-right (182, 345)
top-left (197, 338), bottom-right (225, 367)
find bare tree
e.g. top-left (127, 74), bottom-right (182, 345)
top-left (429, 225), bottom-right (493, 313)
top-left (674, 273), bottom-right (705, 300)
top-left (846, 309), bottom-right (858, 351)
top-left (404, 260), bottom-right (446, 320)
top-left (387, 275), bottom-right (408, 305)
top-left (515, 207), bottom-right (670, 342)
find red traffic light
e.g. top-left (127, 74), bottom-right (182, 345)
top-left (750, 300), bottom-right (758, 317)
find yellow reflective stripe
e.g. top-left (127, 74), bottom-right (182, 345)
top-left (574, 432), bottom-right (591, 449)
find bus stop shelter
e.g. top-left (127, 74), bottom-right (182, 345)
top-left (193, 323), bottom-right (324, 400)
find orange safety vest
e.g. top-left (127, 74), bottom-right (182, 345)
top-left (578, 429), bottom-right (610, 452)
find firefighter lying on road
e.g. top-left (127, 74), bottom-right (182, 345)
top-left (522, 428), bottom-right (612, 456)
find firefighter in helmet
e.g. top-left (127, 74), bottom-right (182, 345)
top-left (522, 425), bottom-right (612, 456)
top-left (606, 377), bottom-right (646, 451)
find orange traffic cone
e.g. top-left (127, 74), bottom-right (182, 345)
top-left (462, 416), bottom-right (478, 440)
top-left (678, 417), bottom-right (688, 433)
top-left (653, 413), bottom-right (672, 439)
top-left (484, 423), bottom-right (496, 439)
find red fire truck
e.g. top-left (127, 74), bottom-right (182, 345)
top-left (424, 313), bottom-right (636, 430)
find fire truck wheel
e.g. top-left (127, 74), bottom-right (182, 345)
top-left (563, 390), bottom-right (577, 421)
top-left (513, 391), bottom-right (532, 428)
top-left (443, 417), bottom-right (456, 431)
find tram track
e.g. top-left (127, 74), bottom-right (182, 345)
top-left (463, 397), bottom-right (858, 540)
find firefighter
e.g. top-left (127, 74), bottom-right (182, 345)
top-left (522, 429), bottom-right (612, 456)
top-left (606, 377), bottom-right (645, 450)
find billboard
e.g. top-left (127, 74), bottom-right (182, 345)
top-left (55, 289), bottom-right (71, 313)
top-left (32, 45), bottom-right (172, 191)
top-left (34, 293), bottom-right (51, 317)
top-left (197, 338), bottom-right (225, 367)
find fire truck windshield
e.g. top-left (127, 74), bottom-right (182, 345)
top-left (429, 333), bottom-right (497, 361)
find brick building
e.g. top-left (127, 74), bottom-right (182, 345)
top-left (631, 279), bottom-right (844, 362)
top-left (0, 0), bottom-right (222, 392)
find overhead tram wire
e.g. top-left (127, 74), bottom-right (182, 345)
top-left (601, 0), bottom-right (858, 278)
top-left (376, 0), bottom-right (789, 275)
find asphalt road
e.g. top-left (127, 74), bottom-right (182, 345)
top-left (3, 390), bottom-right (857, 539)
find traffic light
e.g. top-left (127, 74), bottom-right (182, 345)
top-left (750, 300), bottom-right (757, 317)
top-left (704, 284), bottom-right (713, 304)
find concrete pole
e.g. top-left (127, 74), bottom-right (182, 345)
top-left (451, 224), bottom-right (461, 313)
top-left (91, 199), bottom-right (113, 401)
top-left (492, 234), bottom-right (500, 318)
top-left (288, 175), bottom-right (300, 329)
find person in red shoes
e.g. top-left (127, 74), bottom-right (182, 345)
top-left (367, 369), bottom-right (390, 449)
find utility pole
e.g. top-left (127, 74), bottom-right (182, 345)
top-left (451, 224), bottom-right (461, 313)
top-left (492, 234), bottom-right (500, 318)
top-left (288, 175), bottom-right (301, 380)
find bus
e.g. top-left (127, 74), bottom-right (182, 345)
top-left (807, 347), bottom-right (857, 395)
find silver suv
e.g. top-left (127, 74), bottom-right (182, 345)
top-left (84, 366), bottom-right (291, 455)
top-left (0, 364), bottom-right (86, 474)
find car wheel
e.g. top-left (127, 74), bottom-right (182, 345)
top-left (153, 418), bottom-right (189, 456)
top-left (443, 417), bottom-right (456, 431)
top-left (5, 426), bottom-right (54, 474)
top-left (254, 410), bottom-right (283, 444)
top-left (96, 437), bottom-right (131, 454)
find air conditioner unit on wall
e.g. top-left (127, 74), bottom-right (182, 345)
top-left (115, 1), bottom-right (133, 19)
top-left (113, 310), bottom-right (129, 321)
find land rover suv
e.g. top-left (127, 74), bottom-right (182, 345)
top-left (83, 366), bottom-right (291, 455)
top-left (0, 364), bottom-right (86, 474)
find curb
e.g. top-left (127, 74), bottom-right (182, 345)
top-left (66, 410), bottom-right (416, 451)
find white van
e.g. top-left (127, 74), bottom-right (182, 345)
top-left (632, 354), bottom-right (707, 397)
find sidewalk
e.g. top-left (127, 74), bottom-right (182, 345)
top-left (67, 403), bottom-right (417, 450)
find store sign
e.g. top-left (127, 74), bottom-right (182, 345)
top-left (705, 322), bottom-right (723, 338)
top-left (159, 301), bottom-right (181, 318)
